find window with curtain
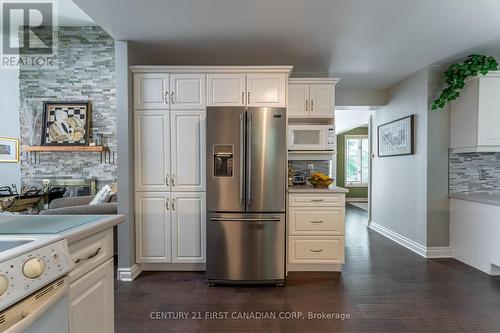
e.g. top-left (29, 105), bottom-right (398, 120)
top-left (345, 135), bottom-right (369, 186)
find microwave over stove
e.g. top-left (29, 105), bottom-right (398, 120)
top-left (288, 125), bottom-right (335, 151)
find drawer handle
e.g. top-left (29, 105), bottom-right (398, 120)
top-left (310, 249), bottom-right (323, 253)
top-left (310, 199), bottom-right (324, 202)
top-left (74, 247), bottom-right (102, 264)
top-left (310, 220), bottom-right (324, 224)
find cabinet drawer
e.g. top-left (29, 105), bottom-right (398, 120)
top-left (289, 236), bottom-right (344, 264)
top-left (290, 207), bottom-right (344, 235)
top-left (68, 229), bottom-right (113, 283)
top-left (289, 193), bottom-right (345, 207)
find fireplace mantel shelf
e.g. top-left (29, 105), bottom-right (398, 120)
top-left (23, 146), bottom-right (109, 152)
top-left (22, 146), bottom-right (114, 164)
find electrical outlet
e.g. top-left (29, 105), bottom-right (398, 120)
top-left (479, 170), bottom-right (488, 180)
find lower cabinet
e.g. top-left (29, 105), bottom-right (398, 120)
top-left (135, 191), bottom-right (206, 264)
top-left (69, 258), bottom-right (114, 333)
top-left (287, 192), bottom-right (346, 271)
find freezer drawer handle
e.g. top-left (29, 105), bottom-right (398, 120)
top-left (209, 217), bottom-right (281, 222)
top-left (310, 220), bottom-right (324, 224)
top-left (310, 249), bottom-right (323, 253)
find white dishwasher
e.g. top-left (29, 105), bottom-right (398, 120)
top-left (0, 235), bottom-right (73, 333)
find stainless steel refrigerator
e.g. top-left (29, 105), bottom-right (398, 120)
top-left (206, 106), bottom-right (286, 285)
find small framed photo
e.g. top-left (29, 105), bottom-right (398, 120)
top-left (0, 137), bottom-right (20, 163)
top-left (378, 115), bottom-right (415, 157)
top-left (41, 101), bottom-right (91, 146)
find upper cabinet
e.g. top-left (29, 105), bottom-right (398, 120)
top-left (247, 73), bottom-right (287, 107)
top-left (134, 73), bottom-right (170, 109)
top-left (288, 78), bottom-right (339, 118)
top-left (207, 74), bottom-right (246, 106)
top-left (450, 72), bottom-right (500, 153)
top-left (207, 72), bottom-right (287, 107)
top-left (170, 74), bottom-right (206, 109)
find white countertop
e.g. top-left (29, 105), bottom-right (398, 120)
top-left (449, 193), bottom-right (500, 206)
top-left (0, 215), bottom-right (124, 244)
top-left (287, 185), bottom-right (349, 193)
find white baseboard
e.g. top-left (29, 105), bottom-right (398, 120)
top-left (426, 247), bottom-right (452, 258)
top-left (141, 263), bottom-right (206, 271)
top-left (117, 264), bottom-right (142, 282)
top-left (369, 222), bottom-right (451, 258)
top-left (287, 263), bottom-right (342, 272)
top-left (346, 198), bottom-right (368, 203)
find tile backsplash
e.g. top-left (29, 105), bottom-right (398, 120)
top-left (449, 152), bottom-right (500, 194)
top-left (288, 160), bottom-right (331, 177)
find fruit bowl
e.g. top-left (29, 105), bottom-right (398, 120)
top-left (307, 177), bottom-right (334, 188)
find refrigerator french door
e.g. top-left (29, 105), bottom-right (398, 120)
top-left (206, 107), bottom-right (286, 285)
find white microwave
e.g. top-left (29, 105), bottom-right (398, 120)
top-left (288, 125), bottom-right (335, 151)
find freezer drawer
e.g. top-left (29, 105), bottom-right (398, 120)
top-left (206, 213), bottom-right (285, 283)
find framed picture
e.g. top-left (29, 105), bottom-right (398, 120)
top-left (377, 115), bottom-right (415, 157)
top-left (41, 101), bottom-right (91, 146)
top-left (0, 137), bottom-right (20, 163)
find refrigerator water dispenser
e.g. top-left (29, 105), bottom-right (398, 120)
top-left (213, 145), bottom-right (233, 177)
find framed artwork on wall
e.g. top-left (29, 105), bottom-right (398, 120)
top-left (377, 114), bottom-right (415, 157)
top-left (0, 137), bottom-right (20, 163)
top-left (41, 101), bottom-right (91, 146)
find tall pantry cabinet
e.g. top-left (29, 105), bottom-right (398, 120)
top-left (133, 66), bottom-right (291, 271)
top-left (134, 72), bottom-right (206, 266)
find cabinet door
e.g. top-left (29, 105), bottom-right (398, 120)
top-left (288, 84), bottom-right (309, 117)
top-left (69, 258), bottom-right (114, 333)
top-left (134, 111), bottom-right (170, 191)
top-left (135, 192), bottom-right (171, 263)
top-left (309, 84), bottom-right (334, 117)
top-left (171, 110), bottom-right (206, 191)
top-left (246, 73), bottom-right (286, 107)
top-left (170, 74), bottom-right (206, 109)
top-left (134, 73), bottom-right (169, 109)
top-left (171, 192), bottom-right (206, 263)
top-left (207, 73), bottom-right (246, 106)
top-left (478, 77), bottom-right (500, 146)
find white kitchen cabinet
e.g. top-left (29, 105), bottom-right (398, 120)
top-left (451, 72), bottom-right (500, 152)
top-left (134, 111), bottom-right (170, 192)
top-left (69, 258), bottom-right (114, 333)
top-left (207, 73), bottom-right (246, 106)
top-left (288, 79), bottom-right (338, 118)
top-left (170, 110), bottom-right (206, 191)
top-left (246, 73), bottom-right (286, 107)
top-left (287, 191), bottom-right (346, 271)
top-left (171, 192), bottom-right (206, 263)
top-left (170, 74), bottom-right (206, 109)
top-left (309, 84), bottom-right (335, 117)
top-left (135, 192), bottom-right (172, 263)
top-left (288, 84), bottom-right (309, 117)
top-left (134, 73), bottom-right (170, 109)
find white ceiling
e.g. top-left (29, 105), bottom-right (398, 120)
top-left (57, 0), bottom-right (95, 26)
top-left (72, 0), bottom-right (500, 89)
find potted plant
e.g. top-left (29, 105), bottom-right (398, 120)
top-left (432, 54), bottom-right (498, 110)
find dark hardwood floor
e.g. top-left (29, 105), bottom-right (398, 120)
top-left (115, 207), bottom-right (500, 332)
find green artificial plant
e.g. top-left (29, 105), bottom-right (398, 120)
top-left (432, 54), bottom-right (498, 110)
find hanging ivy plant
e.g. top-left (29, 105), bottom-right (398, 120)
top-left (431, 54), bottom-right (498, 110)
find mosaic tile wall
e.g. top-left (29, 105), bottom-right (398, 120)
top-left (19, 27), bottom-right (116, 189)
top-left (288, 160), bottom-right (331, 177)
top-left (449, 152), bottom-right (500, 194)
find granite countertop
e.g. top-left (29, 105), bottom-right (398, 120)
top-left (0, 215), bottom-right (124, 244)
top-left (287, 185), bottom-right (349, 193)
top-left (449, 193), bottom-right (500, 206)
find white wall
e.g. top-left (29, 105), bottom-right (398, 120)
top-left (0, 52), bottom-right (20, 188)
top-left (335, 109), bottom-right (373, 134)
top-left (336, 89), bottom-right (387, 107)
top-left (371, 68), bottom-right (429, 247)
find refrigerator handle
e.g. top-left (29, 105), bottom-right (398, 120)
top-left (239, 113), bottom-right (244, 205)
top-left (247, 113), bottom-right (252, 205)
